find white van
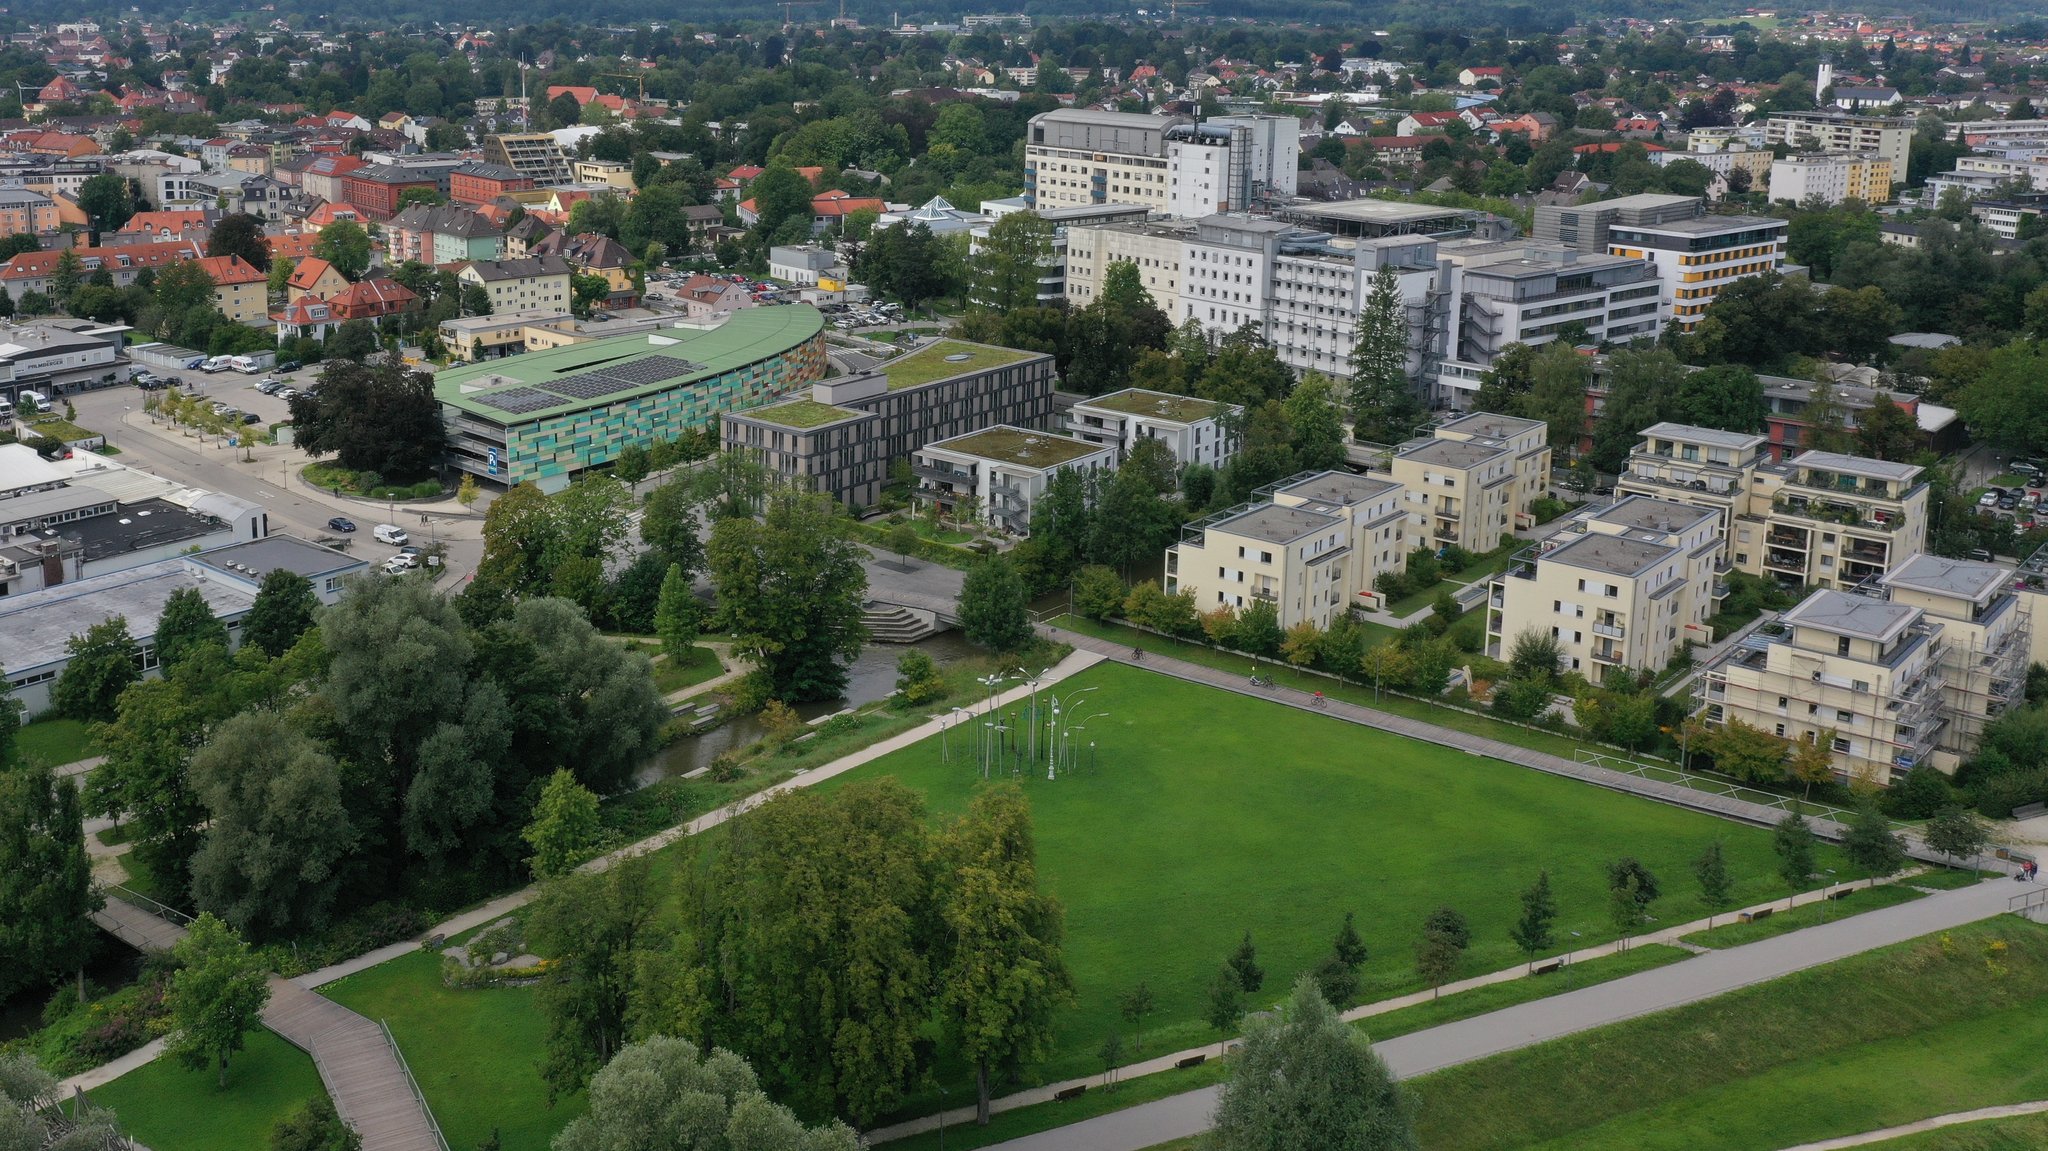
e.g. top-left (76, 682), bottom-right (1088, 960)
top-left (0, 398), bottom-right (14, 421)
top-left (16, 390), bottom-right (45, 412)
top-left (229, 355), bottom-right (260, 373)
top-left (202, 356), bottom-right (235, 373)
top-left (373, 524), bottom-right (410, 546)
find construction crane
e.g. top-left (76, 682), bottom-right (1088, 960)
top-left (599, 71), bottom-right (647, 102)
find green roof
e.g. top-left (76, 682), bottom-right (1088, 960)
top-left (1082, 388), bottom-right (1225, 423)
top-left (880, 339), bottom-right (1033, 391)
top-left (928, 426), bottom-right (1107, 468)
top-left (435, 305), bottom-right (825, 423)
top-left (744, 398), bottom-right (865, 429)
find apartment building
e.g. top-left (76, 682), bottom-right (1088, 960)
top-left (1064, 388), bottom-right (1238, 469)
top-left (1388, 435), bottom-right (1517, 552)
top-left (1614, 422), bottom-right (1770, 537)
top-left (1764, 111), bottom-right (1915, 172)
top-left (913, 426), bottom-right (1115, 535)
top-left (724, 340), bottom-right (1055, 508)
top-left (1604, 207), bottom-right (1786, 333)
top-left (1166, 469), bottom-right (1407, 626)
top-left (453, 256), bottom-right (574, 315)
top-left (1880, 555), bottom-right (2031, 763)
top-left (1679, 125), bottom-right (1776, 187)
top-left (1697, 588), bottom-right (1948, 785)
top-left (1021, 108), bottom-right (1300, 215)
top-left (1740, 451), bottom-right (1928, 591)
top-left (190, 254), bottom-right (266, 325)
top-left (1766, 152), bottom-right (1895, 205)
top-left (1925, 152), bottom-right (2048, 203)
top-left (1061, 217), bottom-right (1190, 315)
top-left (1432, 411), bottom-right (1553, 528)
top-left (1487, 495), bottom-right (1722, 676)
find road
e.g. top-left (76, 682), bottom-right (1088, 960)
top-left (981, 878), bottom-right (2029, 1151)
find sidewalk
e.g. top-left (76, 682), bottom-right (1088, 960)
top-left (1771, 1100), bottom-right (2048, 1150)
top-left (864, 868), bottom-right (1947, 1143)
top-left (978, 878), bottom-right (2027, 1151)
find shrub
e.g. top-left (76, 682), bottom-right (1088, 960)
top-left (708, 752), bottom-right (746, 782)
top-left (893, 650), bottom-right (946, 706)
top-left (818, 713), bottom-right (860, 739)
top-left (1491, 676), bottom-right (1554, 721)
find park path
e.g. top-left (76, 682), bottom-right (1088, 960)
top-left (977, 878), bottom-right (2030, 1151)
top-left (1769, 1100), bottom-right (2048, 1150)
top-left (78, 895), bottom-right (446, 1150)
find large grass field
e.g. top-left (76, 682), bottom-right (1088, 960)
top-left (1409, 918), bottom-right (2048, 1151)
top-left (830, 662), bottom-right (1865, 1099)
top-left (89, 1029), bottom-right (323, 1151)
top-left (320, 949), bottom-right (584, 1151)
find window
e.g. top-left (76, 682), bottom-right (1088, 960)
top-left (1837, 637), bottom-right (1851, 656)
top-left (1832, 737), bottom-right (1851, 753)
top-left (1775, 723), bottom-right (1786, 737)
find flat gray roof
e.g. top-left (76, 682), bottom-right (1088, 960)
top-left (1880, 554), bottom-right (2010, 602)
top-left (1618, 213), bottom-right (1784, 236)
top-left (0, 485), bottom-right (114, 526)
top-left (1288, 199), bottom-right (1471, 224)
top-left (1438, 411), bottom-right (1545, 442)
top-left (0, 559), bottom-right (256, 675)
top-left (1590, 495), bottom-right (1716, 534)
top-left (1783, 589), bottom-right (1918, 643)
top-left (1543, 531), bottom-right (1676, 578)
top-left (1215, 503), bottom-right (1341, 546)
top-left (1398, 438), bottom-right (1511, 469)
top-left (1594, 193), bottom-right (1701, 212)
top-left (1790, 450), bottom-right (1922, 483)
top-left (1276, 470), bottom-right (1400, 509)
top-left (1638, 422), bottom-right (1767, 451)
top-left (191, 535), bottom-right (363, 581)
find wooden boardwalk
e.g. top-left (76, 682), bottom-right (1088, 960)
top-left (90, 893), bottom-right (445, 1151)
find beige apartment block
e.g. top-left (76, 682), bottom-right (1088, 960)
top-left (1736, 451), bottom-right (1928, 591)
top-left (1389, 437), bottom-right (1517, 552)
top-left (1431, 412), bottom-right (1552, 531)
top-left (913, 426), bottom-right (1114, 536)
top-left (1879, 555), bottom-right (2031, 765)
top-left (1615, 422), bottom-right (1770, 537)
top-left (1487, 496), bottom-right (1722, 676)
top-left (1167, 470), bottom-right (1406, 625)
top-left (1698, 589), bottom-right (1947, 785)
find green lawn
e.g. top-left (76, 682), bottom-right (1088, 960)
top-left (1408, 919), bottom-right (2048, 1151)
top-left (1678, 882), bottom-right (1926, 949)
top-left (653, 645), bottom-right (725, 694)
top-left (829, 662), bottom-right (1866, 1108)
top-left (1850, 1113), bottom-right (2048, 1150)
top-left (90, 1029), bottom-right (324, 1151)
top-left (320, 949), bottom-right (584, 1151)
top-left (17, 717), bottom-right (98, 768)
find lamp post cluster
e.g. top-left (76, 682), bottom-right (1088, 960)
top-left (937, 671), bottom-right (1107, 781)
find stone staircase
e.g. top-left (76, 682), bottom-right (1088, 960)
top-left (863, 602), bottom-right (940, 643)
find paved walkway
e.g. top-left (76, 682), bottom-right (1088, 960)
top-left (866, 870), bottom-right (1941, 1143)
top-left (978, 878), bottom-right (2028, 1151)
top-left (1772, 1100), bottom-right (2048, 1150)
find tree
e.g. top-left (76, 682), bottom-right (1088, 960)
top-left (1227, 931), bottom-right (1266, 993)
top-left (190, 712), bottom-right (355, 939)
top-left (885, 520), bottom-right (920, 566)
top-left (1787, 731), bottom-right (1837, 799)
top-left (154, 586), bottom-right (229, 672)
top-left (553, 1036), bottom-right (859, 1151)
top-left (1673, 363), bottom-right (1767, 433)
top-left (1348, 266), bottom-right (1421, 444)
top-left (935, 784), bottom-right (1074, 1125)
top-left (1589, 348), bottom-right (1684, 474)
top-left (969, 212), bottom-right (1056, 314)
top-left (49, 249), bottom-right (82, 306)
top-left (1843, 804), bottom-right (1906, 887)
top-left (1772, 812), bottom-right (1817, 908)
top-left (1333, 910), bottom-right (1369, 970)
top-left (1523, 341), bottom-right (1593, 452)
top-left (51, 616), bottom-right (138, 722)
top-left (1509, 870), bottom-right (1556, 970)
top-left (166, 913), bottom-right (271, 1088)
top-left (0, 665), bottom-right (17, 770)
top-left (1925, 805), bottom-right (1990, 870)
top-left (241, 570), bottom-right (319, 659)
top-left (267, 257), bottom-right (295, 304)
top-left (1856, 396), bottom-right (1919, 462)
top-left (268, 1096), bottom-right (361, 1151)
top-left (1956, 342), bottom-right (2048, 457)
top-left (460, 283), bottom-right (493, 318)
top-left (1210, 974), bottom-right (1416, 1151)
top-left (522, 768), bottom-right (601, 880)
top-left (653, 563), bottom-right (698, 661)
top-left (639, 478), bottom-right (705, 575)
top-left (0, 766), bottom-right (100, 1001)
top-left (1284, 371), bottom-right (1349, 471)
top-left (312, 221), bottom-right (371, 281)
top-left (1422, 905), bottom-right (1471, 951)
top-left (1700, 716), bottom-right (1790, 783)
top-left (958, 554), bottom-right (1032, 653)
top-left (1507, 629), bottom-right (1562, 683)
top-left (77, 172), bottom-right (136, 232)
top-left (528, 856), bottom-right (665, 1101)
top-left (1605, 857), bottom-right (1660, 947)
top-left (288, 357), bottom-right (448, 481)
top-left (707, 486), bottom-right (869, 703)
top-left (611, 442), bottom-right (650, 490)
top-left (1120, 981), bottom-right (1156, 1050)
top-left (1693, 840), bottom-right (1734, 928)
top-left (326, 319), bottom-right (378, 362)
top-left (206, 213), bottom-right (270, 272)
top-left (1206, 964), bottom-right (1246, 1055)
top-left (1414, 926), bottom-right (1461, 999)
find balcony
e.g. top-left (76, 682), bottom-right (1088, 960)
top-left (1591, 646), bottom-right (1624, 665)
top-left (1764, 551), bottom-right (1808, 573)
top-left (913, 462), bottom-right (972, 483)
top-left (1766, 529), bottom-right (1809, 549)
top-left (1592, 621), bottom-right (1625, 640)
top-left (1251, 587), bottom-right (1277, 602)
top-left (1847, 539), bottom-right (1890, 563)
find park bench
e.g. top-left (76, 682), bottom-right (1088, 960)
top-left (1739, 907), bottom-right (1773, 924)
top-left (1176, 1055), bottom-right (1206, 1069)
top-left (1055, 1085), bottom-right (1087, 1102)
top-left (1532, 959), bottom-right (1564, 975)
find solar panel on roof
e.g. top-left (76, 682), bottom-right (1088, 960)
top-left (476, 387), bottom-right (560, 415)
top-left (593, 355), bottom-right (701, 386)
top-left (541, 372), bottom-right (640, 401)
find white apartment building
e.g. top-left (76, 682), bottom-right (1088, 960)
top-left (1023, 108), bottom-right (1301, 216)
top-left (1166, 469), bottom-right (1407, 625)
top-left (912, 426), bottom-right (1115, 535)
top-left (1766, 152), bottom-right (1895, 205)
top-left (1487, 495), bottom-right (1722, 676)
top-left (1604, 208), bottom-right (1787, 333)
top-left (1924, 150), bottom-right (2048, 203)
top-left (1764, 111), bottom-right (1915, 172)
top-left (1064, 388), bottom-right (1240, 469)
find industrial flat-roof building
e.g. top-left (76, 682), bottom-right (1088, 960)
top-left (438, 306), bottom-right (828, 488)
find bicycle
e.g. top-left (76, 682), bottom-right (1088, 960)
top-left (1131, 647), bottom-right (1145, 661)
top-left (1249, 674), bottom-right (1273, 689)
top-left (1312, 691), bottom-right (1328, 708)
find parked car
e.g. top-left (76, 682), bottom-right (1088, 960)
top-left (327, 517), bottom-right (357, 532)
top-left (240, 411), bottom-right (261, 425)
top-left (373, 524), bottom-right (409, 546)
top-left (1969, 548), bottom-right (1994, 562)
top-left (382, 555), bottom-right (418, 575)
top-left (1998, 492), bottom-right (2021, 510)
top-left (2010, 460), bottom-right (2043, 477)
top-left (397, 544), bottom-right (422, 557)
top-left (1979, 490), bottom-right (2002, 507)
top-left (276, 360), bottom-right (303, 372)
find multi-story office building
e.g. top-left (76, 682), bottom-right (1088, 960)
top-left (1166, 470), bottom-right (1407, 626)
top-left (1879, 555), bottom-right (2030, 764)
top-left (1766, 152), bottom-right (1895, 205)
top-left (1487, 495), bottom-right (1722, 676)
top-left (913, 427), bottom-right (1115, 535)
top-left (1063, 388), bottom-right (1239, 469)
top-left (1061, 217), bottom-right (1192, 315)
top-left (722, 340), bottom-right (1055, 508)
top-left (1447, 248), bottom-right (1662, 364)
top-left (1764, 111), bottom-right (1915, 172)
top-left (1021, 108), bottom-right (1300, 215)
top-left (1697, 587), bottom-right (1948, 785)
top-left (1603, 207), bottom-right (1787, 333)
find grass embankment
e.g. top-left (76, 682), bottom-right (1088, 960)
top-left (1410, 919), bottom-right (2048, 1151)
top-left (89, 1029), bottom-right (324, 1151)
top-left (322, 950), bottom-right (583, 1151)
top-left (829, 662), bottom-right (1870, 1110)
top-left (1680, 882), bottom-right (1927, 949)
top-left (1853, 1113), bottom-right (2048, 1150)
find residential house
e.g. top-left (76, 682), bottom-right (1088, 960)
top-left (675, 274), bottom-right (754, 320)
top-left (112, 208), bottom-right (216, 246)
top-left (385, 203), bottom-right (503, 267)
top-left (298, 154), bottom-right (364, 204)
top-left (271, 295), bottom-right (339, 343)
top-left (190, 254), bottom-right (267, 325)
top-left (285, 256), bottom-right (350, 298)
top-left (452, 255), bottom-right (574, 314)
top-left (324, 278), bottom-right (418, 324)
top-left (1165, 470), bottom-right (1409, 626)
top-left (449, 160), bottom-right (534, 207)
top-left (544, 232), bottom-right (637, 306)
top-left (341, 164), bottom-right (440, 221)
top-left (501, 214), bottom-right (557, 258)
top-left (913, 426), bottom-right (1116, 535)
top-left (0, 189), bottom-right (61, 236)
top-left (0, 241), bottom-right (199, 296)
